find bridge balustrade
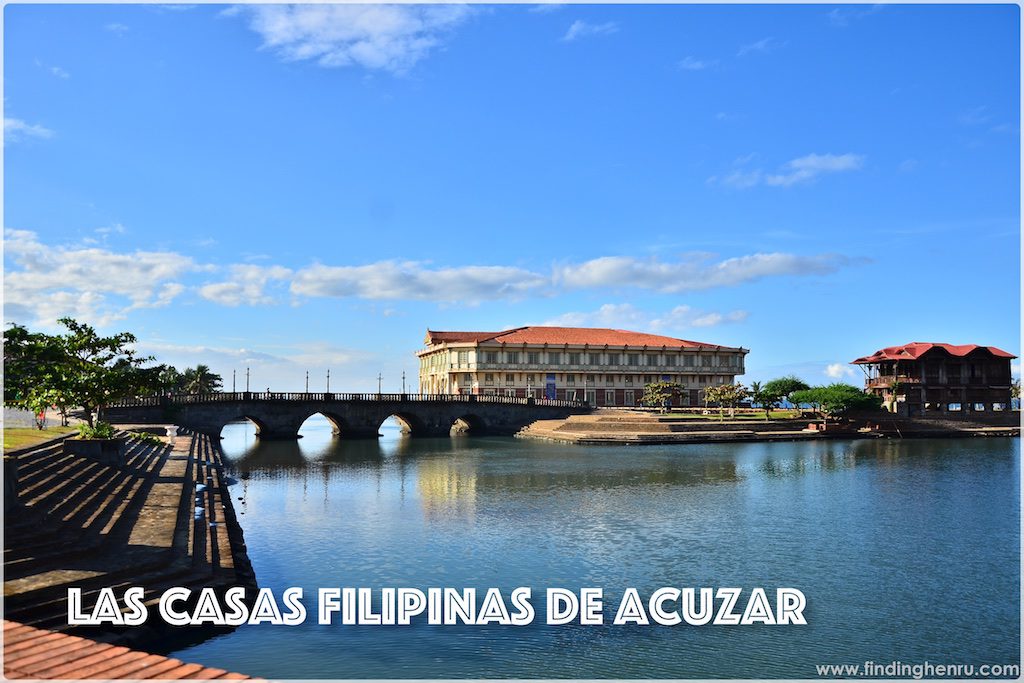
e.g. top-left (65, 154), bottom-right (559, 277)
top-left (106, 392), bottom-right (589, 409)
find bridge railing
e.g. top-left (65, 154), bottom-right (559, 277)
top-left (105, 392), bottom-right (589, 409)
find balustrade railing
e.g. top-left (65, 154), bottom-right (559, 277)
top-left (106, 392), bottom-right (588, 409)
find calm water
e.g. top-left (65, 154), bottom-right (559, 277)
top-left (172, 416), bottom-right (1020, 678)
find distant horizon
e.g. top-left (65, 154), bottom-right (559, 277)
top-left (5, 3), bottom-right (1020, 392)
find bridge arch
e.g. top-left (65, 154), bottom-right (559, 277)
top-left (379, 412), bottom-right (427, 437)
top-left (451, 413), bottom-right (487, 436)
top-left (219, 414), bottom-right (269, 438)
top-left (299, 411), bottom-right (350, 437)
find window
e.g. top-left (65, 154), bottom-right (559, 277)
top-left (683, 355), bottom-right (694, 368)
top-left (568, 353), bottom-right (581, 365)
top-left (628, 354), bottom-right (640, 366)
top-left (549, 352), bottom-right (561, 365)
top-left (463, 373), bottom-right (471, 382)
top-left (972, 403), bottom-right (986, 411)
top-left (646, 355), bottom-right (658, 366)
top-left (948, 403), bottom-right (962, 412)
top-left (993, 403), bottom-right (1007, 411)
top-left (607, 353), bottom-right (620, 366)
top-left (505, 374), bottom-right (515, 385)
top-left (605, 375), bottom-right (614, 386)
top-left (484, 351), bottom-right (498, 364)
top-left (458, 351), bottom-right (469, 365)
top-left (567, 374), bottom-right (576, 386)
top-left (586, 375), bottom-right (596, 384)
top-left (624, 390), bottom-right (635, 406)
top-left (624, 375), bottom-right (633, 386)
top-left (665, 355), bottom-right (677, 367)
top-left (588, 353), bottom-right (601, 365)
top-left (507, 351), bottom-right (519, 364)
top-left (605, 390), bottom-right (616, 405)
top-left (506, 388), bottom-right (515, 397)
top-left (484, 373), bottom-right (494, 385)
top-left (526, 374), bottom-right (535, 384)
top-left (528, 352), bottom-right (540, 364)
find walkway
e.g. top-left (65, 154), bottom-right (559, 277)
top-left (3, 620), bottom-right (253, 679)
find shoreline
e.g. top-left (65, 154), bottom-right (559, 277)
top-left (516, 411), bottom-right (1021, 446)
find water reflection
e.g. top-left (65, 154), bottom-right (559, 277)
top-left (180, 428), bottom-right (1019, 680)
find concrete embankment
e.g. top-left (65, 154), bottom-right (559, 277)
top-left (3, 428), bottom-right (256, 652)
top-left (518, 411), bottom-right (1020, 445)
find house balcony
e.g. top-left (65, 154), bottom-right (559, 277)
top-left (866, 375), bottom-right (921, 390)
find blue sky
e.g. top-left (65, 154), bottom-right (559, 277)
top-left (4, 3), bottom-right (1020, 392)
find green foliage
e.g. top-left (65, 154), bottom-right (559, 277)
top-left (77, 421), bottom-right (117, 439)
top-left (641, 381), bottom-right (684, 409)
top-left (132, 431), bottom-right (165, 445)
top-left (763, 376), bottom-right (811, 407)
top-left (4, 318), bottom-right (156, 427)
top-left (1012, 379), bottom-right (1020, 400)
top-left (182, 364), bottom-right (223, 394)
top-left (703, 383), bottom-right (749, 420)
top-left (790, 383), bottom-right (882, 418)
top-left (749, 381), bottom-right (782, 420)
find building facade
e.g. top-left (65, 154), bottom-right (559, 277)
top-left (417, 327), bottom-right (748, 407)
top-left (852, 342), bottom-right (1016, 417)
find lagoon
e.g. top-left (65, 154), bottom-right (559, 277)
top-left (172, 416), bottom-right (1020, 678)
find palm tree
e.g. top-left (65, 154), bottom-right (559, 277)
top-left (183, 365), bottom-right (223, 394)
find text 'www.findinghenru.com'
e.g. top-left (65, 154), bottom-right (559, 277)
top-left (814, 660), bottom-right (1021, 679)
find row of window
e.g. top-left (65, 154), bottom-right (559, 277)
top-left (464, 373), bottom-right (732, 386)
top-left (423, 350), bottom-right (740, 368)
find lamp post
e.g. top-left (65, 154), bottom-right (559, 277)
top-left (245, 367), bottom-right (250, 392)
top-left (305, 370), bottom-right (309, 393)
top-left (377, 372), bottom-right (383, 395)
top-left (326, 369), bottom-right (330, 393)
top-left (402, 371), bottom-right (406, 394)
top-left (232, 369), bottom-right (236, 393)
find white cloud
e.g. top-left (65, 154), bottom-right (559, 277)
top-left (828, 5), bottom-right (883, 27)
top-left (291, 261), bottom-right (547, 303)
top-left (136, 339), bottom-right (373, 392)
top-left (227, 4), bottom-right (473, 74)
top-left (562, 20), bottom-right (618, 42)
top-left (678, 56), bottom-right (715, 71)
top-left (528, 3), bottom-right (564, 13)
top-left (105, 22), bottom-right (130, 35)
top-left (557, 252), bottom-right (853, 293)
top-left (541, 303), bottom-right (749, 334)
top-left (765, 153), bottom-right (865, 187)
top-left (825, 363), bottom-right (856, 379)
top-left (49, 66), bottom-right (71, 79)
top-left (4, 117), bottom-right (54, 143)
top-left (199, 264), bottom-right (293, 306)
top-left (711, 152), bottom-right (865, 188)
top-left (737, 36), bottom-right (779, 57)
top-left (3, 228), bottom-right (196, 327)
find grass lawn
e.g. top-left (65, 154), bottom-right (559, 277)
top-left (4, 426), bottom-right (78, 452)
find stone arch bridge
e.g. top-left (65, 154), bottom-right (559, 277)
top-left (101, 392), bottom-right (590, 440)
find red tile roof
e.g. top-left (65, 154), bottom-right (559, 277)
top-left (852, 342), bottom-right (1017, 364)
top-left (425, 327), bottom-right (744, 351)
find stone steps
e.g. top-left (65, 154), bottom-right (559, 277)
top-left (4, 430), bottom-right (255, 647)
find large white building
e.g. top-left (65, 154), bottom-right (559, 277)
top-left (416, 326), bottom-right (748, 407)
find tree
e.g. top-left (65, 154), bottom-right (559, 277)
top-left (182, 364), bottom-right (223, 394)
top-left (749, 381), bottom-right (782, 421)
top-left (763, 376), bottom-right (811, 411)
top-left (1012, 378), bottom-right (1020, 400)
top-left (4, 323), bottom-right (77, 427)
top-left (55, 317), bottom-right (155, 427)
top-left (790, 383), bottom-right (882, 423)
top-left (641, 381), bottom-right (683, 412)
top-left (703, 383), bottom-right (749, 420)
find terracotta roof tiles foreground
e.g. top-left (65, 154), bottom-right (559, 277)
top-left (3, 620), bottom-right (256, 680)
top-left (425, 326), bottom-right (744, 351)
top-left (852, 342), bottom-right (1017, 364)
